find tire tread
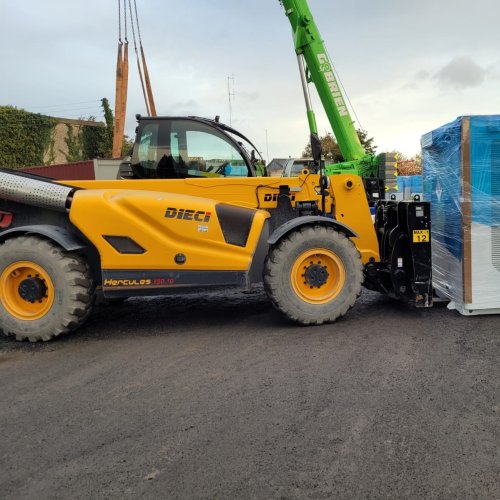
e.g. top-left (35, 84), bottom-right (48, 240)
top-left (264, 225), bottom-right (363, 325)
top-left (0, 236), bottom-right (95, 341)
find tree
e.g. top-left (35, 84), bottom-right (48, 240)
top-left (357, 129), bottom-right (376, 156)
top-left (413, 153), bottom-right (422, 169)
top-left (396, 152), bottom-right (422, 175)
top-left (302, 132), bottom-right (343, 163)
top-left (121, 135), bottom-right (134, 157)
top-left (302, 129), bottom-right (377, 162)
top-left (78, 98), bottom-right (114, 160)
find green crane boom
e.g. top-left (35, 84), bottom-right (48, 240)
top-left (280, 0), bottom-right (377, 177)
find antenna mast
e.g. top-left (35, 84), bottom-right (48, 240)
top-left (227, 74), bottom-right (235, 126)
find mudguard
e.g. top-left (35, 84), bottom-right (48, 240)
top-left (0, 225), bottom-right (86, 251)
top-left (268, 216), bottom-right (357, 245)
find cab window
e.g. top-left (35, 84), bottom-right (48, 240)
top-left (131, 119), bottom-right (250, 179)
top-left (137, 123), bottom-right (159, 168)
top-left (291, 161), bottom-right (308, 176)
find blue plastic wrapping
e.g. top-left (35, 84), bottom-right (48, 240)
top-left (397, 175), bottom-right (423, 199)
top-left (422, 115), bottom-right (500, 315)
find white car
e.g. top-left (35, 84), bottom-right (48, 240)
top-left (282, 158), bottom-right (323, 177)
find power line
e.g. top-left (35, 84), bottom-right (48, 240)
top-left (0, 115), bottom-right (106, 125)
top-left (34, 106), bottom-right (104, 112)
top-left (21, 108), bottom-right (106, 116)
top-left (1, 107), bottom-right (105, 116)
top-left (0, 112), bottom-right (106, 121)
top-left (13, 100), bottom-right (102, 110)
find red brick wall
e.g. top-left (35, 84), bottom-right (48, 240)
top-left (20, 161), bottom-right (95, 180)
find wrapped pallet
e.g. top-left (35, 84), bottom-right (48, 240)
top-left (422, 115), bottom-right (500, 315)
top-left (397, 175), bottom-right (423, 200)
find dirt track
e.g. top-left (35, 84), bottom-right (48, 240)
top-left (1, 289), bottom-right (499, 499)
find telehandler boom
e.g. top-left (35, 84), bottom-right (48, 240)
top-left (280, 0), bottom-right (379, 179)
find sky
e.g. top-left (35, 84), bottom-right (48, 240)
top-left (1, 0), bottom-right (499, 161)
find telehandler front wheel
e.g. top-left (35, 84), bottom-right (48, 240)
top-left (263, 225), bottom-right (363, 325)
top-left (0, 236), bottom-right (95, 341)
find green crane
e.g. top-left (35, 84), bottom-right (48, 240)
top-left (280, 0), bottom-right (378, 178)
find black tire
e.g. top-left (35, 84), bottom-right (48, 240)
top-left (263, 225), bottom-right (363, 325)
top-left (0, 236), bottom-right (95, 341)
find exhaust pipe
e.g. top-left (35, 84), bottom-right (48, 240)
top-left (0, 170), bottom-right (76, 213)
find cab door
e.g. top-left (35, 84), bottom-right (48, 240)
top-left (131, 118), bottom-right (252, 179)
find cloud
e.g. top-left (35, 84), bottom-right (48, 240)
top-left (415, 70), bottom-right (431, 81)
top-left (486, 60), bottom-right (500, 80)
top-left (165, 100), bottom-right (200, 115)
top-left (238, 91), bottom-right (260, 102)
top-left (433, 57), bottom-right (485, 90)
top-left (400, 69), bottom-right (431, 90)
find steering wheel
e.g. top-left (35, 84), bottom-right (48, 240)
top-left (214, 162), bottom-right (230, 175)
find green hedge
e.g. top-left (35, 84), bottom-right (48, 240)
top-left (0, 98), bottom-right (115, 169)
top-left (0, 106), bottom-right (56, 168)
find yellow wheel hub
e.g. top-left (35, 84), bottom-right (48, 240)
top-left (0, 261), bottom-right (54, 321)
top-left (291, 248), bottom-right (346, 305)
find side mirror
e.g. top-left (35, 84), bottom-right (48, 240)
top-left (251, 150), bottom-right (268, 177)
top-left (255, 161), bottom-right (267, 177)
top-left (117, 161), bottom-right (134, 179)
top-left (310, 133), bottom-right (322, 166)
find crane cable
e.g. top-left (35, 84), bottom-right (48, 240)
top-left (127, 0), bottom-right (150, 116)
top-left (113, 0), bottom-right (157, 157)
top-left (325, 46), bottom-right (366, 134)
top-left (112, 0), bottom-right (124, 157)
top-left (112, 0), bottom-right (129, 158)
top-left (132, 0), bottom-right (156, 116)
top-left (121, 0), bottom-right (129, 141)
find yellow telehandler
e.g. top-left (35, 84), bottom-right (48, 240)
top-left (0, 0), bottom-right (433, 341)
top-left (0, 116), bottom-right (431, 341)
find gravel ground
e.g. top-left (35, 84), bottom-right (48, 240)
top-left (0, 289), bottom-right (499, 499)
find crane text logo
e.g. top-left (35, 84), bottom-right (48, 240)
top-left (317, 54), bottom-right (348, 117)
top-left (165, 207), bottom-right (212, 222)
top-left (263, 194), bottom-right (296, 202)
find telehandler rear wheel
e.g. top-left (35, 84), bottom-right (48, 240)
top-left (0, 236), bottom-right (95, 341)
top-left (264, 225), bottom-right (363, 325)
